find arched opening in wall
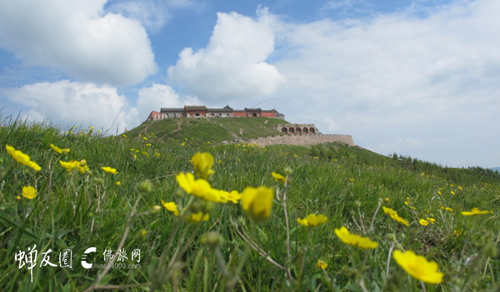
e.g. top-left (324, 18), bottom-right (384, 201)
top-left (289, 128), bottom-right (295, 134)
top-left (296, 128), bottom-right (302, 134)
top-left (303, 127), bottom-right (309, 134)
top-left (211, 113), bottom-right (215, 116)
top-left (252, 113), bottom-right (257, 117)
top-left (196, 113), bottom-right (200, 117)
top-left (309, 128), bottom-right (315, 134)
top-left (281, 127), bottom-right (288, 134)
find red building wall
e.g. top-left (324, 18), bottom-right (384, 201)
top-left (261, 111), bottom-right (277, 117)
top-left (233, 111), bottom-right (247, 117)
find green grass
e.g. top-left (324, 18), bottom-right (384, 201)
top-left (126, 117), bottom-right (288, 144)
top-left (1, 116), bottom-right (499, 291)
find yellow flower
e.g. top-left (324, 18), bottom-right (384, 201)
top-left (219, 190), bottom-right (242, 204)
top-left (176, 172), bottom-right (223, 202)
top-left (297, 214), bottom-right (328, 227)
top-left (59, 160), bottom-right (78, 171)
top-left (437, 191), bottom-right (442, 195)
top-left (383, 207), bottom-right (410, 226)
top-left (461, 207), bottom-right (491, 216)
top-left (50, 143), bottom-right (70, 154)
top-left (384, 198), bottom-right (390, 203)
top-left (392, 250), bottom-right (444, 284)
top-left (441, 206), bottom-right (453, 212)
top-left (450, 191), bottom-right (456, 195)
top-left (101, 166), bottom-right (118, 174)
top-left (187, 212), bottom-right (210, 223)
top-left (271, 172), bottom-right (286, 183)
top-left (317, 260), bottom-right (328, 270)
top-left (60, 160), bottom-right (89, 173)
top-left (22, 186), bottom-right (37, 199)
top-left (77, 160), bottom-right (90, 173)
top-left (161, 200), bottom-right (180, 216)
top-left (116, 181), bottom-right (121, 186)
top-left (334, 227), bottom-right (378, 249)
top-left (6, 145), bottom-right (41, 171)
top-left (419, 219), bottom-right (429, 226)
top-left (191, 152), bottom-right (215, 179)
top-left (241, 186), bottom-right (274, 223)
top-left (426, 218), bottom-right (435, 224)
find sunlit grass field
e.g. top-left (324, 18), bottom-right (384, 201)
top-left (1, 117), bottom-right (499, 291)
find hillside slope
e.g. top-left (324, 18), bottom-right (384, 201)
top-left (125, 117), bottom-right (288, 143)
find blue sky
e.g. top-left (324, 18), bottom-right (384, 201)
top-left (1, 0), bottom-right (499, 168)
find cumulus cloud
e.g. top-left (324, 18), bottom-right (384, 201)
top-left (269, 0), bottom-right (500, 167)
top-left (2, 81), bottom-right (202, 133)
top-left (3, 80), bottom-right (130, 133)
top-left (0, 0), bottom-right (156, 86)
top-left (167, 8), bottom-right (285, 103)
top-left (134, 83), bottom-right (201, 121)
top-left (105, 0), bottom-right (197, 33)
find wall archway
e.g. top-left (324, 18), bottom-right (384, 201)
top-left (309, 127), bottom-right (315, 134)
top-left (281, 127), bottom-right (288, 134)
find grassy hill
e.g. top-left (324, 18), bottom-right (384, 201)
top-left (1, 118), bottom-right (499, 291)
top-left (126, 117), bottom-right (289, 144)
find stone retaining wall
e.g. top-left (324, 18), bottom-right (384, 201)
top-left (246, 134), bottom-right (355, 147)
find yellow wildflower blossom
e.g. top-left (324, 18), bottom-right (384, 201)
top-left (50, 143), bottom-right (70, 154)
top-left (101, 166), bottom-right (118, 174)
top-left (161, 200), bottom-right (180, 216)
top-left (271, 172), bottom-right (286, 183)
top-left (22, 186), bottom-right (37, 199)
top-left (191, 152), bottom-right (215, 179)
top-left (187, 212), bottom-right (210, 223)
top-left (317, 260), bottom-right (328, 270)
top-left (241, 186), bottom-right (274, 223)
top-left (393, 250), bottom-right (444, 284)
top-left (441, 206), bottom-right (453, 212)
top-left (334, 226), bottom-right (378, 249)
top-left (59, 160), bottom-right (77, 171)
top-left (461, 207), bottom-right (491, 216)
top-left (383, 207), bottom-right (410, 226)
top-left (176, 172), bottom-right (224, 203)
top-left (5, 145), bottom-right (41, 171)
top-left (219, 190), bottom-right (242, 204)
top-left (116, 181), bottom-right (121, 186)
top-left (419, 219), bottom-right (429, 226)
top-left (297, 214), bottom-right (328, 227)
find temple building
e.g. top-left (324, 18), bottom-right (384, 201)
top-left (147, 105), bottom-right (285, 121)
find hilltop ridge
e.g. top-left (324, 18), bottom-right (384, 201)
top-left (125, 117), bottom-right (289, 143)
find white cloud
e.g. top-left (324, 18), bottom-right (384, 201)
top-left (0, 0), bottom-right (156, 86)
top-left (4, 80), bottom-right (130, 133)
top-left (134, 83), bottom-right (201, 120)
top-left (105, 0), bottom-right (197, 33)
top-left (267, 0), bottom-right (500, 167)
top-left (167, 8), bottom-right (285, 103)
